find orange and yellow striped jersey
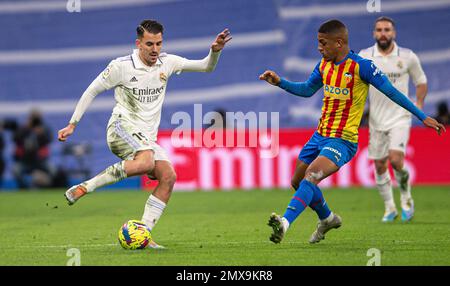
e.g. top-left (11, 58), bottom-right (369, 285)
top-left (316, 53), bottom-right (371, 143)
top-left (304, 51), bottom-right (387, 143)
top-left (278, 51), bottom-right (426, 143)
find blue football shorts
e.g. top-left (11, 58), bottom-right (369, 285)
top-left (298, 131), bottom-right (358, 168)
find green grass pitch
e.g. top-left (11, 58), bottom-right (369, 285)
top-left (0, 186), bottom-right (449, 266)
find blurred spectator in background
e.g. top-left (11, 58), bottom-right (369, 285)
top-left (12, 110), bottom-right (56, 189)
top-left (434, 101), bottom-right (450, 125)
top-left (0, 118), bottom-right (18, 188)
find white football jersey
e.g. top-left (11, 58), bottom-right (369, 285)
top-left (359, 43), bottom-right (427, 131)
top-left (99, 49), bottom-right (188, 141)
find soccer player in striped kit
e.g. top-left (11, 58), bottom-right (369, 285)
top-left (359, 17), bottom-right (427, 222)
top-left (259, 19), bottom-right (445, 244)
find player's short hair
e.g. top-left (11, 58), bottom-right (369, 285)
top-left (318, 19), bottom-right (347, 35)
top-left (374, 16), bottom-right (396, 28)
top-left (137, 19), bottom-right (164, 38)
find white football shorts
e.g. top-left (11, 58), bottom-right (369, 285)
top-left (106, 114), bottom-right (170, 163)
top-left (368, 124), bottom-right (411, 160)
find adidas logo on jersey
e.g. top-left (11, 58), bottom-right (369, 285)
top-left (130, 76), bottom-right (138, 82)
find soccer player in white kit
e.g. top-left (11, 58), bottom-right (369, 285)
top-left (57, 20), bottom-right (231, 247)
top-left (359, 17), bottom-right (427, 222)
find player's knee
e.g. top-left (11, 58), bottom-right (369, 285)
top-left (136, 159), bottom-right (155, 174)
top-left (160, 171), bottom-right (177, 187)
top-left (374, 159), bottom-right (388, 175)
top-left (305, 169), bottom-right (324, 185)
top-left (389, 156), bottom-right (404, 171)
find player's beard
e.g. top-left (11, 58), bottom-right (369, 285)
top-left (376, 37), bottom-right (393, 51)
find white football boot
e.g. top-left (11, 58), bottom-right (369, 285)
top-left (309, 214), bottom-right (342, 244)
top-left (64, 185), bottom-right (87, 205)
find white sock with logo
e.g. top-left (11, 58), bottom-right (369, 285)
top-left (375, 170), bottom-right (396, 212)
top-left (142, 194), bottom-right (167, 230)
top-left (83, 161), bottom-right (127, 192)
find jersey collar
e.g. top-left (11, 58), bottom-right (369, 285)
top-left (131, 49), bottom-right (163, 70)
top-left (335, 50), bottom-right (353, 65)
top-left (373, 42), bottom-right (399, 57)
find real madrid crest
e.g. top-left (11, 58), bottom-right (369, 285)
top-left (160, 72), bottom-right (167, 83)
top-left (397, 61), bottom-right (403, 69)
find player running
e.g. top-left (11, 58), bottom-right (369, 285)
top-left (58, 20), bottom-right (231, 248)
top-left (359, 17), bottom-right (427, 222)
top-left (259, 19), bottom-right (444, 244)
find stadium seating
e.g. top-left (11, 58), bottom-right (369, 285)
top-left (1, 0), bottom-right (449, 186)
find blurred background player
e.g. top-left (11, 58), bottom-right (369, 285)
top-left (359, 17), bottom-right (428, 222)
top-left (260, 19), bottom-right (445, 244)
top-left (57, 20), bottom-right (231, 248)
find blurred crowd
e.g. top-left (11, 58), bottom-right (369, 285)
top-left (0, 110), bottom-right (68, 189)
top-left (0, 101), bottom-right (448, 190)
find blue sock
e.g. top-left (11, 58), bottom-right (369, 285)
top-left (283, 180), bottom-right (314, 224)
top-left (308, 183), bottom-right (332, 220)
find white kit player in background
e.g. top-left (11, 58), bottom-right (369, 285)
top-left (359, 17), bottom-right (427, 222)
top-left (58, 20), bottom-right (232, 248)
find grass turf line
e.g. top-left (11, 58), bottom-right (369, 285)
top-left (0, 186), bottom-right (449, 265)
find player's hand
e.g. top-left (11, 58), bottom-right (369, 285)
top-left (259, 70), bottom-right (281, 86)
top-left (58, 123), bottom-right (76, 142)
top-left (422, 117), bottom-right (446, 135)
top-left (211, 29), bottom-right (232, 52)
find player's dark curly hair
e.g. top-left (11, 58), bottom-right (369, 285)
top-left (137, 19), bottom-right (164, 38)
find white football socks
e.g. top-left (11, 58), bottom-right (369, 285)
top-left (142, 194), bottom-right (167, 230)
top-left (83, 161), bottom-right (127, 192)
top-left (394, 167), bottom-right (412, 209)
top-left (375, 170), bottom-right (396, 212)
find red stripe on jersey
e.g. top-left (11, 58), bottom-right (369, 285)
top-left (319, 97), bottom-right (329, 134)
top-left (325, 99), bottom-right (340, 136)
top-left (320, 60), bottom-right (327, 73)
top-left (325, 62), bottom-right (334, 85)
top-left (335, 60), bottom-right (357, 138)
top-left (318, 61), bottom-right (328, 133)
top-left (334, 61), bottom-right (347, 87)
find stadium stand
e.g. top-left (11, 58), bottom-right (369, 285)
top-left (0, 0), bottom-right (449, 188)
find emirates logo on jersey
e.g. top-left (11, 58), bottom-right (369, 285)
top-left (160, 73), bottom-right (167, 83)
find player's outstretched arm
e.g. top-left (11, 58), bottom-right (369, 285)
top-left (259, 68), bottom-right (322, 98)
top-left (181, 29), bottom-right (232, 73)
